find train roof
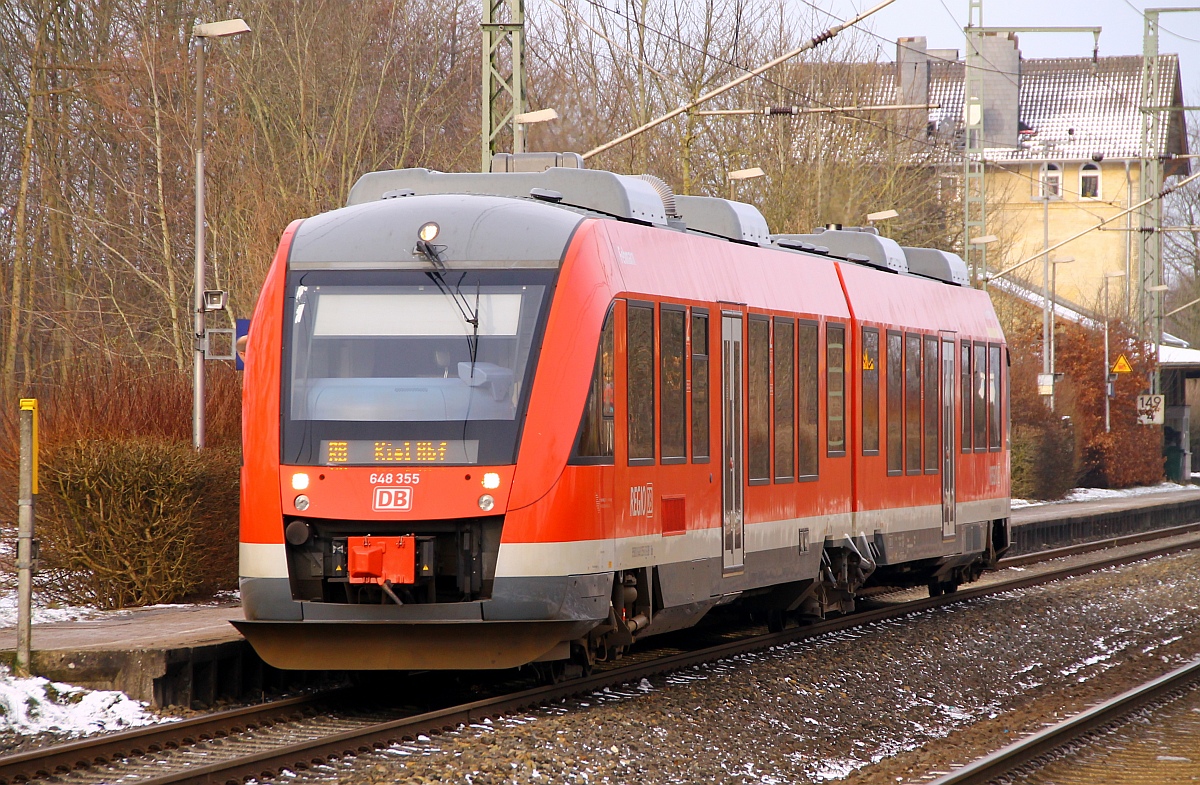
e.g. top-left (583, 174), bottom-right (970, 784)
top-left (332, 157), bottom-right (968, 287)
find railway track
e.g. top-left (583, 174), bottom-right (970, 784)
top-left (4, 530), bottom-right (1199, 785)
top-left (925, 657), bottom-right (1200, 785)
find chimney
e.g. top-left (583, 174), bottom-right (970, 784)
top-left (896, 37), bottom-right (930, 138)
top-left (979, 32), bottom-right (1021, 147)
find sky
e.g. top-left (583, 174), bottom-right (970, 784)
top-left (818, 0), bottom-right (1200, 103)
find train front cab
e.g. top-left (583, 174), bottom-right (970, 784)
top-left (234, 196), bottom-right (614, 671)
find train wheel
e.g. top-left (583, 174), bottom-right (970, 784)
top-left (928, 582), bottom-right (944, 597)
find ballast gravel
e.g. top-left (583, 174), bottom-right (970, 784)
top-left (310, 548), bottom-right (1200, 785)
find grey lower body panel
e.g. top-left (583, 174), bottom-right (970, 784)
top-left (236, 573), bottom-right (613, 670)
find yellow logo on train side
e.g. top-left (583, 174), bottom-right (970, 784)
top-left (862, 352), bottom-right (875, 371)
top-left (1111, 354), bottom-right (1133, 374)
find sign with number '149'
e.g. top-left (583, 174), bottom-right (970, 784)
top-left (1137, 394), bottom-right (1165, 425)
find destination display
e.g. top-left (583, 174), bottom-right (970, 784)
top-left (320, 439), bottom-right (480, 465)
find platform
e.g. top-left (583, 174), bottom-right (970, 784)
top-left (1009, 487), bottom-right (1200, 554)
top-left (2, 487), bottom-right (1199, 707)
top-left (0, 605), bottom-right (257, 707)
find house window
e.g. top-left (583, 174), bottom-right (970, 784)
top-left (1040, 163), bottom-right (1061, 199)
top-left (1081, 163), bottom-right (1100, 199)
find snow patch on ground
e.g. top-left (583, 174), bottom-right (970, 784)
top-left (1012, 481), bottom-right (1193, 509)
top-left (0, 665), bottom-right (163, 736)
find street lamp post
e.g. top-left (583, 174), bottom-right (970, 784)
top-left (1048, 255), bottom-right (1074, 411)
top-left (512, 107), bottom-right (557, 154)
top-left (192, 18), bottom-right (250, 450)
top-left (727, 167), bottom-right (765, 200)
top-left (1104, 271), bottom-right (1127, 433)
top-left (1147, 283), bottom-right (1170, 396)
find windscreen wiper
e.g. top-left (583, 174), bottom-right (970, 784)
top-left (415, 240), bottom-right (480, 368)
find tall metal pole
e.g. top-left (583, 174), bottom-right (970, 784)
top-left (963, 0), bottom-right (986, 288)
top-left (193, 39), bottom-right (207, 450)
top-left (1105, 275), bottom-right (1112, 433)
top-left (1050, 255), bottom-right (1057, 412)
top-left (15, 399), bottom-right (37, 677)
top-left (1042, 196), bottom-right (1051, 408)
top-left (481, 0), bottom-right (525, 172)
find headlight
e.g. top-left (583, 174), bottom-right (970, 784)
top-left (294, 494), bottom-right (311, 511)
top-left (478, 494), bottom-right (495, 512)
top-left (482, 472), bottom-right (501, 490)
top-left (291, 472), bottom-right (310, 490)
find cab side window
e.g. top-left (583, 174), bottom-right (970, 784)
top-left (573, 309), bottom-right (614, 461)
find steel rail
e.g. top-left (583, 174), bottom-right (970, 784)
top-left (926, 657), bottom-right (1200, 785)
top-left (0, 689), bottom-right (343, 784)
top-left (999, 520), bottom-right (1200, 568)
top-left (118, 535), bottom-right (1200, 785)
top-left (5, 532), bottom-right (1200, 785)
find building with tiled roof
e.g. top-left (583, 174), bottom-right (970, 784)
top-left (890, 34), bottom-right (1189, 314)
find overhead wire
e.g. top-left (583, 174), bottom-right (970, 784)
top-left (1119, 0), bottom-right (1200, 45)
top-left (572, 0), bottom-right (1134, 212)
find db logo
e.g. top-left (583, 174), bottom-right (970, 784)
top-left (373, 486), bottom-right (413, 511)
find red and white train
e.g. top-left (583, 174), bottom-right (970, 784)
top-left (236, 155), bottom-right (1010, 672)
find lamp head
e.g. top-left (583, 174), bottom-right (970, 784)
top-left (194, 18), bottom-right (251, 38)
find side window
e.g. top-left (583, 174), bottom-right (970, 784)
top-left (1080, 163), bottom-right (1100, 199)
top-left (660, 306), bottom-right (687, 462)
top-left (798, 321), bottom-right (819, 478)
top-left (886, 331), bottom-right (903, 474)
top-left (862, 328), bottom-right (880, 455)
top-left (988, 344), bottom-right (1002, 451)
top-left (960, 341), bottom-right (972, 453)
top-left (973, 341), bottom-right (987, 451)
top-left (1040, 162), bottom-right (1061, 199)
top-left (627, 303), bottom-right (655, 463)
top-left (774, 318), bottom-right (795, 481)
top-left (748, 317), bottom-right (771, 483)
top-left (691, 311), bottom-right (710, 461)
top-left (904, 333), bottom-right (921, 474)
top-left (923, 335), bottom-right (939, 473)
top-left (826, 324), bottom-right (846, 456)
top-left (574, 308), bottom-right (615, 461)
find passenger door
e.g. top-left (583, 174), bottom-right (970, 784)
top-left (940, 334), bottom-right (957, 538)
top-left (721, 313), bottom-right (745, 574)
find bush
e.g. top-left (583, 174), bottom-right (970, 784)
top-left (1011, 422), bottom-right (1078, 501)
top-left (0, 363), bottom-right (242, 608)
top-left (36, 440), bottom-right (240, 609)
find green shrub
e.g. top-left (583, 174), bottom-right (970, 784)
top-left (36, 440), bottom-right (239, 609)
top-left (1011, 422), bottom-right (1078, 501)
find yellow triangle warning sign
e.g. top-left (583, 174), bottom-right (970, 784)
top-left (1112, 354), bottom-right (1133, 374)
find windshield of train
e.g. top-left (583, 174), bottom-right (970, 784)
top-left (283, 269), bottom-right (555, 466)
